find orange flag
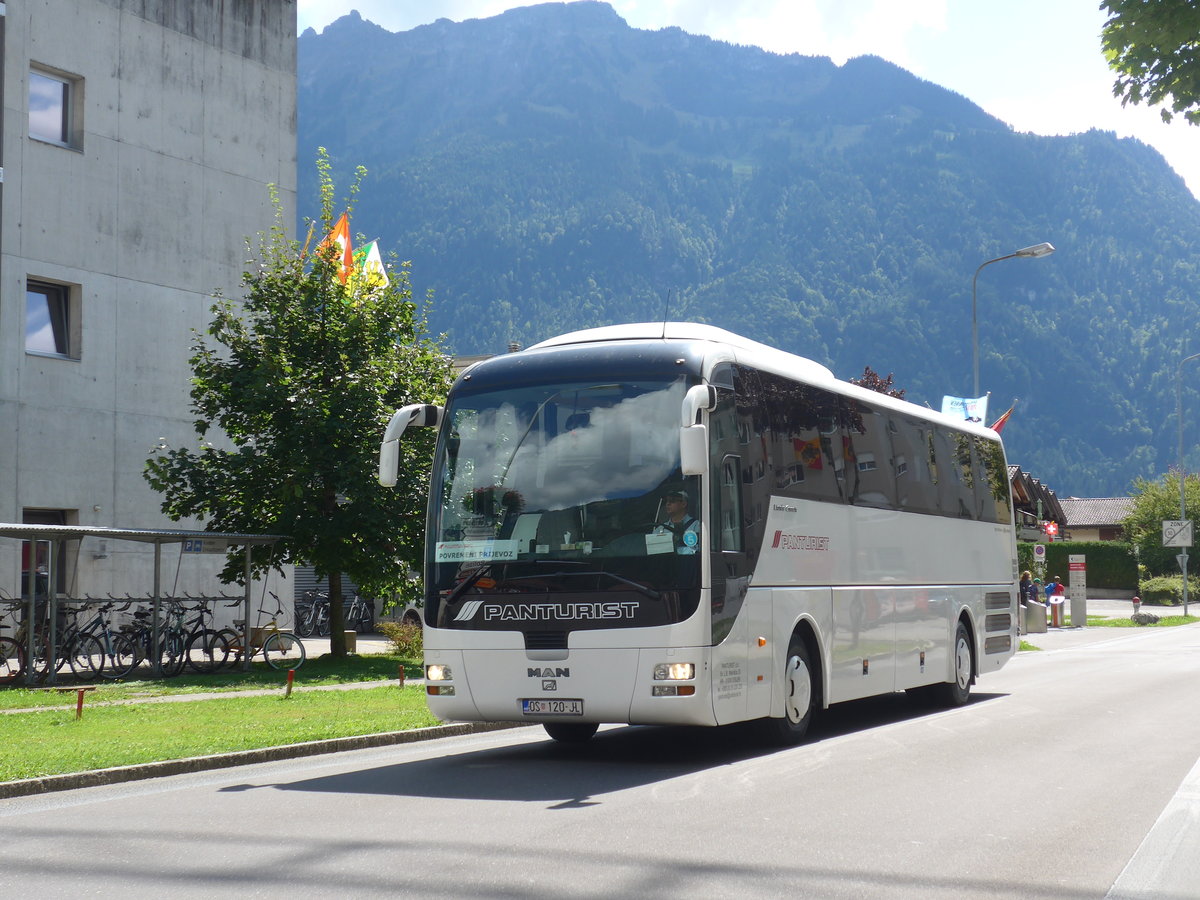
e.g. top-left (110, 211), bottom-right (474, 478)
top-left (320, 213), bottom-right (353, 284)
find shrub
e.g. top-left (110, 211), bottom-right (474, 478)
top-left (378, 621), bottom-right (423, 657)
top-left (1136, 575), bottom-right (1200, 606)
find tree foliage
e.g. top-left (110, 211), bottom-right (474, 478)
top-left (848, 366), bottom-right (906, 399)
top-left (1122, 470), bottom-right (1200, 575)
top-left (145, 153), bottom-right (452, 655)
top-left (1101, 0), bottom-right (1200, 125)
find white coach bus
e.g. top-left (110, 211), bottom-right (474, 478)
top-left (378, 323), bottom-right (1018, 744)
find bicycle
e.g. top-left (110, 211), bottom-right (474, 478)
top-left (1, 598), bottom-right (100, 683)
top-left (1, 601), bottom-right (26, 685)
top-left (294, 590), bottom-right (329, 638)
top-left (346, 593), bottom-right (376, 634)
top-left (74, 600), bottom-right (139, 680)
top-left (118, 599), bottom-right (187, 677)
top-left (46, 602), bottom-right (107, 682)
top-left (217, 593), bottom-right (306, 670)
top-left (178, 597), bottom-right (241, 674)
top-left (292, 590), bottom-right (325, 638)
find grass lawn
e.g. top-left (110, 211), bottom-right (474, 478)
top-left (0, 653), bottom-right (419, 710)
top-left (1064, 614), bottom-right (1198, 628)
top-left (0, 652), bottom-right (441, 783)
top-left (1, 681), bottom-right (439, 783)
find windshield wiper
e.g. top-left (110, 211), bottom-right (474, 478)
top-left (443, 563), bottom-right (495, 606)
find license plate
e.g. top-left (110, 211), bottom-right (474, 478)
top-left (521, 698), bottom-right (583, 716)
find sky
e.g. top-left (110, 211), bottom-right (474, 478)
top-left (297, 0), bottom-right (1200, 201)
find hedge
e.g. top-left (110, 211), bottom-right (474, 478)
top-left (1018, 540), bottom-right (1137, 591)
top-left (1135, 575), bottom-right (1200, 606)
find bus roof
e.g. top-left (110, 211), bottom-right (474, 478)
top-left (523, 322), bottom-right (1000, 441)
top-left (528, 322), bottom-right (837, 383)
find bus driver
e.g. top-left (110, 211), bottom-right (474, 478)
top-left (653, 489), bottom-right (700, 555)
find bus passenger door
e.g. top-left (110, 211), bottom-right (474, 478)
top-left (710, 452), bottom-right (756, 724)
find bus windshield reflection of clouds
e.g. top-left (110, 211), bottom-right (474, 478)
top-left (432, 377), bottom-right (700, 609)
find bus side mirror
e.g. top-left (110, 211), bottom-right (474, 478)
top-left (679, 385), bottom-right (715, 476)
top-left (681, 384), bottom-right (716, 427)
top-left (379, 403), bottom-right (443, 487)
top-left (680, 424), bottom-right (707, 475)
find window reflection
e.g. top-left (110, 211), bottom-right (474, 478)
top-left (29, 71), bottom-right (69, 144)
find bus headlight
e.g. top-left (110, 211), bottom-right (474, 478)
top-left (653, 662), bottom-right (695, 681)
top-left (426, 664), bottom-right (453, 682)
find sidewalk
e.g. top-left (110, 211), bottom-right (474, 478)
top-left (1020, 597), bottom-right (1177, 651)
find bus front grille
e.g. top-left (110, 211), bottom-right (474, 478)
top-left (524, 630), bottom-right (568, 651)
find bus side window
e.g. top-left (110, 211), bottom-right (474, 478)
top-left (719, 455), bottom-right (744, 552)
top-left (976, 437), bottom-right (1011, 524)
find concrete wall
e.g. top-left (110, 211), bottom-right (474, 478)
top-left (0, 0), bottom-right (296, 599)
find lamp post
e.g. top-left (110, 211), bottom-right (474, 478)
top-left (1176, 352), bottom-right (1200, 615)
top-left (972, 242), bottom-right (1055, 398)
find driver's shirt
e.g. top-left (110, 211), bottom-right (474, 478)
top-left (654, 514), bottom-right (700, 555)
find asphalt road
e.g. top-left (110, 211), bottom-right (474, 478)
top-left (2, 619), bottom-right (1198, 899)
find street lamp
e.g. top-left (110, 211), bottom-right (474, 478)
top-left (1176, 352), bottom-right (1200, 615)
top-left (972, 242), bottom-right (1056, 398)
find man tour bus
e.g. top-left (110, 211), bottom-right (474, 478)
top-left (378, 323), bottom-right (1018, 744)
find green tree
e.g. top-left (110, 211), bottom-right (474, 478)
top-left (146, 154), bottom-right (452, 656)
top-left (1122, 470), bottom-right (1200, 575)
top-left (1101, 0), bottom-right (1200, 124)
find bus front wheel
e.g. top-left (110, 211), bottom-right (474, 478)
top-left (759, 637), bottom-right (815, 745)
top-left (543, 722), bottom-right (598, 743)
top-left (913, 620), bottom-right (973, 708)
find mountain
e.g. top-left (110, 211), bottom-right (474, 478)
top-left (297, 2), bottom-right (1200, 498)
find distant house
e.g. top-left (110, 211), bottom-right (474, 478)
top-left (1009, 466), bottom-right (1066, 541)
top-left (1058, 498), bottom-right (1135, 542)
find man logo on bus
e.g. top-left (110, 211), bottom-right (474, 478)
top-left (528, 667), bottom-right (570, 678)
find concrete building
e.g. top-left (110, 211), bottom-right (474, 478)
top-left (0, 1), bottom-right (296, 600)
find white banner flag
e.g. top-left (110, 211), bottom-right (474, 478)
top-left (941, 394), bottom-right (988, 423)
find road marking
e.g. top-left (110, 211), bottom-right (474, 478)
top-left (1106, 753), bottom-right (1200, 899)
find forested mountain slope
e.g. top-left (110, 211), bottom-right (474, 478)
top-left (298, 2), bottom-right (1200, 496)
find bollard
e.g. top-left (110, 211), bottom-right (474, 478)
top-left (285, 668), bottom-right (295, 698)
top-left (1132, 596), bottom-right (1141, 616)
top-left (398, 663), bottom-right (406, 687)
top-left (75, 688), bottom-right (86, 720)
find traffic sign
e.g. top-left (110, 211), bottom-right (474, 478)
top-left (1163, 520), bottom-right (1194, 547)
top-left (1033, 544), bottom-right (1046, 560)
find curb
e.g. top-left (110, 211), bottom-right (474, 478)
top-left (0, 720), bottom-right (529, 800)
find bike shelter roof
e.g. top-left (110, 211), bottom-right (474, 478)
top-left (0, 524), bottom-right (285, 545)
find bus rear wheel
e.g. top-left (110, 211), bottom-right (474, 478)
top-left (759, 637), bottom-right (815, 745)
top-left (543, 722), bottom-right (598, 743)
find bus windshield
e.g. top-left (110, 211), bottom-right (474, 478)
top-left (426, 375), bottom-right (701, 630)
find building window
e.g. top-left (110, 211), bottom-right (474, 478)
top-left (26, 280), bottom-right (78, 358)
top-left (29, 67), bottom-right (80, 147)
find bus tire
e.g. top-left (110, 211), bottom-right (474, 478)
top-left (921, 620), bottom-right (973, 708)
top-left (759, 636), bottom-right (815, 745)
top-left (543, 722), bottom-right (598, 743)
